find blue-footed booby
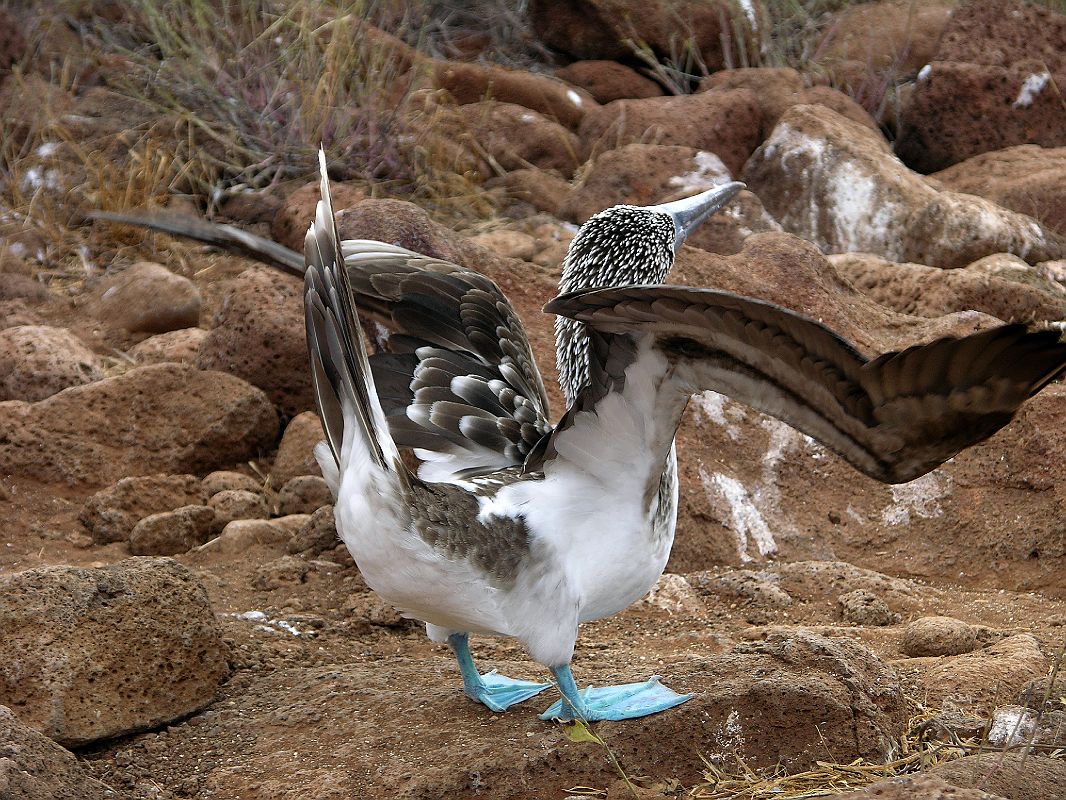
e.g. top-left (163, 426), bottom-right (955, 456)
top-left (303, 151), bottom-right (1066, 722)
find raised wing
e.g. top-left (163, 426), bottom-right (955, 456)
top-left (89, 210), bottom-right (553, 481)
top-left (542, 284), bottom-right (1066, 483)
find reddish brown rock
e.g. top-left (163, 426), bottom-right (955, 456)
top-left (128, 504), bottom-right (219, 555)
top-left (936, 0), bottom-right (1066, 73)
top-left (0, 272), bottom-right (48, 302)
top-left (838, 589), bottom-right (898, 626)
top-left (271, 411), bottom-right (324, 485)
top-left (828, 252), bottom-right (1066, 324)
top-left (813, 0), bottom-right (955, 83)
top-left (529, 0), bottom-right (760, 73)
top-left (833, 774), bottom-right (1004, 800)
top-left (455, 101), bottom-right (581, 176)
top-left (277, 475), bottom-right (333, 516)
top-left (921, 634), bottom-right (1046, 714)
top-left (0, 364), bottom-right (278, 488)
top-left (467, 229), bottom-right (538, 262)
top-left (433, 60), bottom-right (595, 132)
top-left (202, 469), bottom-right (262, 496)
top-left (699, 67), bottom-right (878, 137)
top-left (287, 505), bottom-right (338, 557)
top-left (272, 179), bottom-right (368, 252)
top-left (208, 489), bottom-right (269, 525)
top-left (555, 60), bottom-right (663, 103)
top-left (127, 326), bottom-right (207, 365)
top-left (578, 88), bottom-right (761, 176)
top-left (196, 267), bottom-right (311, 415)
top-left (901, 616), bottom-right (979, 657)
top-left (80, 473), bottom-right (207, 545)
top-left (931, 753), bottom-right (1066, 800)
top-left (486, 167), bottom-right (573, 217)
top-left (88, 261), bottom-right (201, 334)
top-left (931, 145), bottom-right (1066, 236)
top-left (0, 558), bottom-right (228, 747)
top-left (0, 325), bottom-right (102, 402)
top-left (896, 62), bottom-right (1066, 173)
top-left (744, 104), bottom-right (1065, 267)
top-left (0, 705), bottom-right (118, 800)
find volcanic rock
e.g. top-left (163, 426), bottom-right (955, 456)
top-left (0, 364), bottom-right (278, 488)
top-left (921, 634), bottom-right (1047, 714)
top-left (931, 752), bottom-right (1066, 800)
top-left (271, 179), bottom-right (368, 252)
top-left (555, 59), bottom-right (663, 103)
top-left (901, 616), bottom-right (979, 657)
top-left (454, 102), bottom-right (580, 177)
top-left (0, 558), bottom-right (228, 746)
top-left (127, 326), bottom-right (207, 365)
top-left (0, 705), bottom-right (118, 800)
top-left (271, 411), bottom-right (324, 485)
top-left (744, 104), bottom-right (1064, 267)
top-left (128, 504), bottom-right (219, 555)
top-left (89, 261), bottom-right (201, 334)
top-left (202, 470), bottom-right (262, 496)
top-left (277, 475), bottom-right (333, 516)
top-left (0, 325), bottom-right (102, 401)
top-left (80, 473), bottom-right (206, 545)
top-left (208, 489), bottom-right (269, 525)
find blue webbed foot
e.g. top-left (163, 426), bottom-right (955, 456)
top-left (539, 667), bottom-right (692, 722)
top-left (467, 670), bottom-right (552, 712)
top-left (448, 633), bottom-right (550, 713)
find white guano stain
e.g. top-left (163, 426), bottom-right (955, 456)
top-left (566, 89), bottom-right (583, 107)
top-left (1013, 72), bottom-right (1050, 108)
top-left (691, 390), bottom-right (747, 441)
top-left (737, 0), bottom-right (757, 29)
top-left (880, 472), bottom-right (950, 526)
top-left (700, 469), bottom-right (776, 563)
top-left (988, 706), bottom-right (1037, 747)
top-left (917, 64), bottom-right (932, 81)
top-left (705, 709), bottom-right (746, 763)
top-left (668, 151), bottom-right (732, 194)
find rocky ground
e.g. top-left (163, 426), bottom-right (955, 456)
top-left (1, 1), bottom-right (1066, 798)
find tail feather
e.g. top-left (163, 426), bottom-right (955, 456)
top-left (303, 150), bottom-right (403, 481)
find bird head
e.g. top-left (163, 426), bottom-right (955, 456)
top-left (559, 181), bottom-right (745, 294)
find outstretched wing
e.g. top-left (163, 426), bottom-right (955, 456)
top-left (541, 284), bottom-right (1066, 483)
top-left (343, 242), bottom-right (552, 480)
top-left (89, 210), bottom-right (553, 481)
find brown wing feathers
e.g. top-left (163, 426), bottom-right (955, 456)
top-left (547, 284), bottom-right (1066, 484)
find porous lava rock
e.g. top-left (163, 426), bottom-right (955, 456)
top-left (895, 62), bottom-right (1066, 173)
top-left (88, 261), bottom-right (201, 333)
top-left (901, 616), bottom-right (979, 657)
top-left (931, 145), bottom-right (1066, 236)
top-left (196, 267), bottom-right (311, 415)
top-left (930, 752), bottom-right (1066, 800)
top-left (271, 179), bottom-right (368, 251)
top-left (277, 475), bottom-right (333, 516)
top-left (128, 504), bottom-right (219, 555)
top-left (921, 634), bottom-right (1047, 714)
top-left (453, 102), bottom-right (580, 177)
top-left (744, 104), bottom-right (1064, 267)
top-left (271, 411), bottom-right (324, 485)
top-left (0, 325), bottom-right (102, 401)
top-left (0, 364), bottom-right (278, 488)
top-left (80, 473), bottom-right (206, 545)
top-left (555, 59), bottom-right (663, 103)
top-left (833, 773), bottom-right (1005, 799)
top-left (208, 489), bottom-right (269, 525)
top-left (578, 88), bottom-right (762, 176)
top-left (0, 705), bottom-right (119, 800)
top-left (0, 558), bottom-right (228, 747)
top-left (529, 0), bottom-right (759, 72)
top-left (127, 326), bottom-right (208, 365)
top-left (935, 0), bottom-right (1066, 73)
top-left (828, 252), bottom-right (1066, 323)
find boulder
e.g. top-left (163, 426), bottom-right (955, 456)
top-left (0, 705), bottom-right (118, 800)
top-left (287, 505), bottom-right (338, 557)
top-left (128, 504), bottom-right (219, 555)
top-left (832, 774), bottom-right (1005, 799)
top-left (271, 411), bottom-right (324, 485)
top-left (930, 752), bottom-right (1066, 800)
top-left (453, 102), bottom-right (581, 177)
top-left (271, 179), bottom-right (368, 252)
top-left (466, 230), bottom-right (538, 262)
top-left (931, 145), bottom-right (1066, 236)
top-left (936, 0), bottom-right (1066, 73)
top-left (578, 88), bottom-right (762, 175)
top-left (828, 251), bottom-right (1066, 323)
top-left (127, 326), bottom-right (207, 364)
top-left (900, 616), bottom-right (979, 657)
top-left (88, 261), bottom-right (201, 333)
top-left (0, 558), bottom-right (228, 747)
top-left (699, 67), bottom-right (878, 136)
top-left (529, 0), bottom-right (760, 72)
top-left (277, 475), bottom-right (333, 516)
top-left (896, 62), bottom-right (1066, 173)
top-left (202, 470), bottom-right (262, 495)
top-left (0, 325), bottom-right (103, 401)
top-left (80, 473), bottom-right (206, 545)
top-left (555, 60), bottom-right (663, 103)
top-left (921, 634), bottom-right (1047, 714)
top-left (838, 589), bottom-right (898, 626)
top-left (744, 104), bottom-right (1064, 267)
top-left (208, 489), bottom-right (269, 525)
top-left (485, 168), bottom-right (571, 216)
top-left (0, 364), bottom-right (278, 488)
top-left (196, 267), bottom-right (311, 415)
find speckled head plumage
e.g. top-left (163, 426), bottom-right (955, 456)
top-left (555, 182), bottom-right (745, 403)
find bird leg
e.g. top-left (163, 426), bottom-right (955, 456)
top-left (447, 633), bottom-right (550, 712)
top-left (539, 664), bottom-right (692, 722)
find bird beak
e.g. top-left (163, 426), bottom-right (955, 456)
top-left (654, 182), bottom-right (745, 249)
